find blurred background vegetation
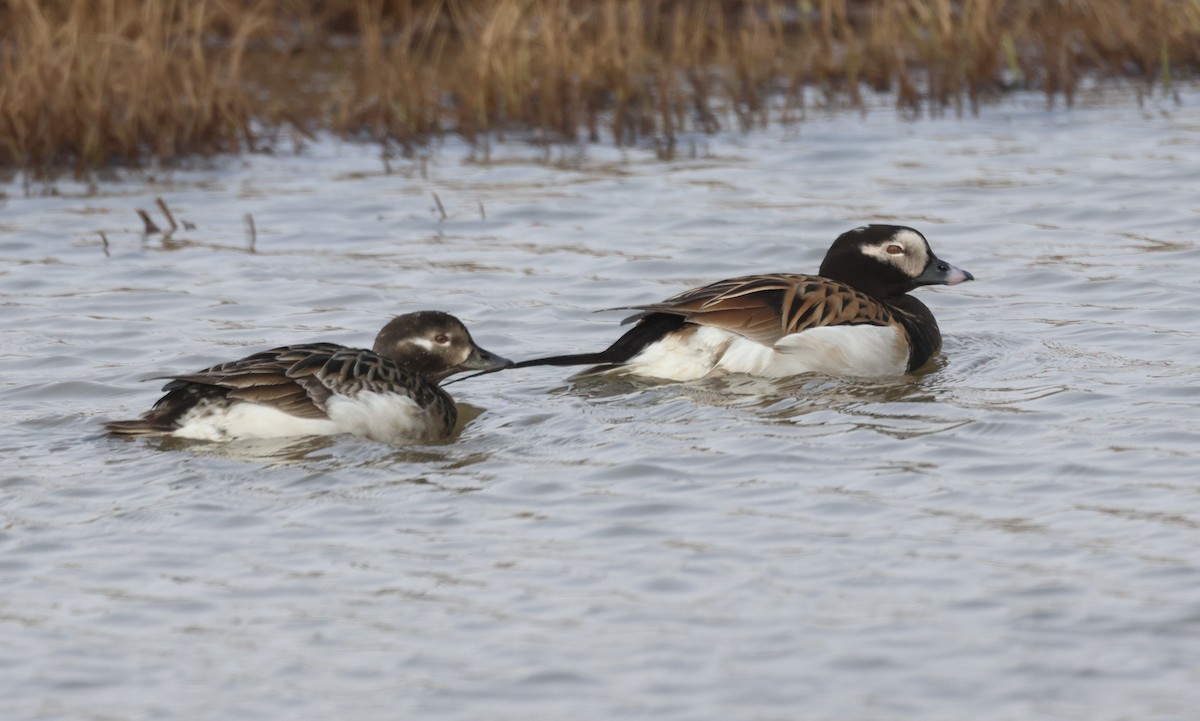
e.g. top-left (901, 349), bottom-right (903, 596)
top-left (2, 0), bottom-right (1198, 175)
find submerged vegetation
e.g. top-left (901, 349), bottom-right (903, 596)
top-left (2, 0), bottom-right (1198, 173)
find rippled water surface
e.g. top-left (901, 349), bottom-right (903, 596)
top-left (4, 91), bottom-right (1200, 720)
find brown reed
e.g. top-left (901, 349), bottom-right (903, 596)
top-left (0, 0), bottom-right (265, 173)
top-left (2, 0), bottom-right (1198, 175)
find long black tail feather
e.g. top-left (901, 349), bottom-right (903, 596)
top-left (509, 352), bottom-right (615, 369)
top-left (514, 313), bottom-right (685, 368)
top-left (443, 313), bottom-right (685, 385)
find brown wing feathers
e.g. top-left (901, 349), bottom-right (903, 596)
top-left (159, 343), bottom-right (345, 419)
top-left (510, 273), bottom-right (897, 371)
top-left (636, 274), bottom-right (894, 343)
top-left (118, 344), bottom-right (386, 433)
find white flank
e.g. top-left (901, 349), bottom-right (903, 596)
top-left (620, 326), bottom-right (734, 381)
top-left (619, 325), bottom-right (908, 381)
top-left (725, 325), bottom-right (908, 378)
top-left (173, 392), bottom-right (434, 443)
top-left (174, 403), bottom-right (339, 442)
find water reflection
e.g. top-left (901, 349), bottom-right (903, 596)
top-left (138, 433), bottom-right (339, 465)
top-left (537, 366), bottom-right (978, 442)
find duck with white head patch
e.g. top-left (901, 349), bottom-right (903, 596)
top-left (106, 311), bottom-right (511, 444)
top-left (509, 225), bottom-right (973, 381)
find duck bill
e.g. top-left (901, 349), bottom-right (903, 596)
top-left (915, 258), bottom-right (974, 286)
top-left (459, 345), bottom-right (513, 373)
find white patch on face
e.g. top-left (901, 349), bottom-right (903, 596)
top-left (450, 340), bottom-right (474, 367)
top-left (859, 229), bottom-right (930, 279)
top-left (410, 334), bottom-right (472, 367)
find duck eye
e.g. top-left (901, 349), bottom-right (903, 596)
top-left (434, 334), bottom-right (450, 344)
top-left (886, 244), bottom-right (904, 255)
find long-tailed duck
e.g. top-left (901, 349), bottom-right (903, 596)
top-left (106, 311), bottom-right (511, 443)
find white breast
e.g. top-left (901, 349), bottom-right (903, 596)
top-left (618, 324), bottom-right (909, 381)
top-left (326, 391), bottom-right (439, 443)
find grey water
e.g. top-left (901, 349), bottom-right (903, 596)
top-left (3, 89), bottom-right (1200, 720)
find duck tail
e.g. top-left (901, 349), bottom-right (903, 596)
top-left (104, 418), bottom-right (174, 436)
top-left (106, 381), bottom-right (225, 436)
top-left (511, 313), bottom-right (685, 371)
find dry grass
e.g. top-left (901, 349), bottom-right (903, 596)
top-left (2, 0), bottom-right (1199, 174)
top-left (0, 0), bottom-right (264, 172)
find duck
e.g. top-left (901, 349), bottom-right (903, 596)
top-left (511, 225), bottom-right (973, 380)
top-left (106, 311), bottom-right (511, 443)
